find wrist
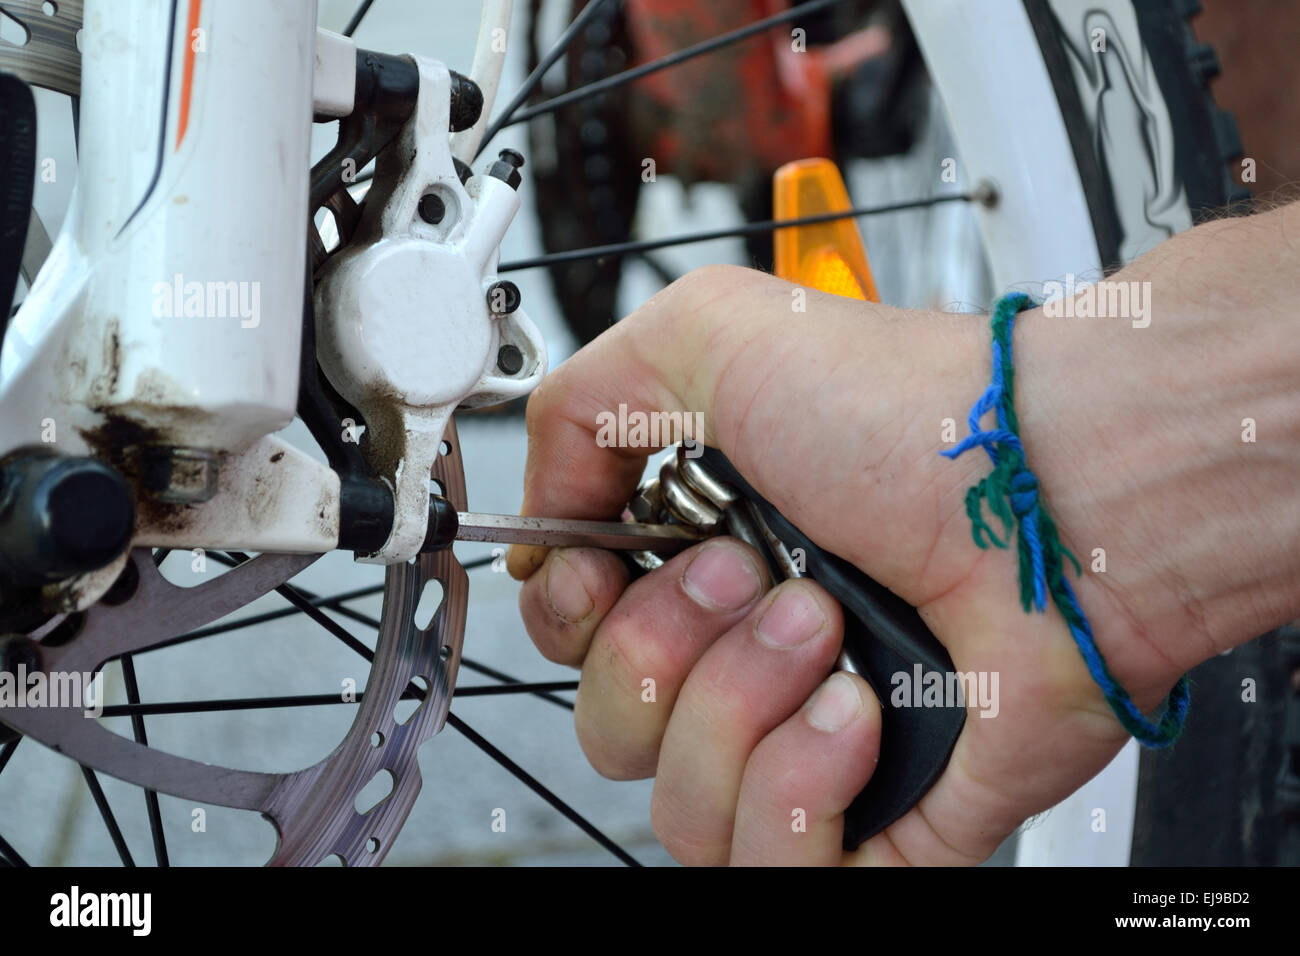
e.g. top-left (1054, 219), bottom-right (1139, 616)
top-left (1017, 205), bottom-right (1300, 695)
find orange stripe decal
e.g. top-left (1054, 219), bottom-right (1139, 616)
top-left (174, 0), bottom-right (202, 150)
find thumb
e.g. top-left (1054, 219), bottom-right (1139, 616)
top-left (507, 264), bottom-right (986, 597)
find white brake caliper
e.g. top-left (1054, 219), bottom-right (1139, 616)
top-left (315, 57), bottom-right (546, 563)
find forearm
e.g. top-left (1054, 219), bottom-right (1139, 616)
top-left (1017, 201), bottom-right (1300, 693)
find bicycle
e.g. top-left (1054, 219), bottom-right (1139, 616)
top-left (0, 0), bottom-right (1271, 867)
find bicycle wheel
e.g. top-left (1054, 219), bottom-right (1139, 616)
top-left (0, 0), bottom-right (1252, 867)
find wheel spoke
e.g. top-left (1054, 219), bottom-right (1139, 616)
top-left (476, 0), bottom-right (619, 157)
top-left (152, 553), bottom-right (493, 649)
top-left (208, 552), bottom-right (372, 660)
top-left (102, 693), bottom-right (357, 718)
top-left (453, 681), bottom-right (577, 698)
top-left (81, 766), bottom-right (136, 867)
top-left (457, 658), bottom-right (575, 711)
top-left (174, 583), bottom-right (386, 643)
top-left (342, 0), bottom-right (377, 38)
top-left (120, 655), bottom-right (169, 868)
top-left (204, 552), bottom-right (575, 712)
top-left (0, 738), bottom-right (18, 779)
top-left (501, 0), bottom-right (843, 129)
top-left (97, 682), bottom-right (576, 718)
top-left (500, 193), bottom-right (974, 272)
top-left (0, 830), bottom-right (28, 867)
top-left (447, 712), bottom-right (640, 867)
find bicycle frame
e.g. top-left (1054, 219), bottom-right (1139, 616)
top-left (0, 0), bottom-right (524, 569)
top-left (2, 0), bottom-right (313, 458)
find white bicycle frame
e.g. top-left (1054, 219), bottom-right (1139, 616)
top-left (0, 0), bottom-right (532, 573)
top-left (1, 0), bottom-right (1195, 866)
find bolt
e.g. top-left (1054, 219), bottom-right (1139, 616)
top-left (487, 149), bottom-right (525, 190)
top-left (497, 344), bottom-right (524, 376)
top-left (140, 447), bottom-right (219, 504)
top-left (417, 193), bottom-right (446, 225)
top-left (486, 280), bottom-right (521, 316)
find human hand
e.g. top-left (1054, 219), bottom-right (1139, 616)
top-left (509, 205), bottom-right (1300, 864)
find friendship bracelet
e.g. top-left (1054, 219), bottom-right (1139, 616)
top-left (940, 292), bottom-right (1190, 747)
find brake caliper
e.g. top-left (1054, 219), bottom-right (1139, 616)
top-left (315, 57), bottom-right (546, 563)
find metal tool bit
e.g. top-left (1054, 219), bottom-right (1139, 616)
top-left (454, 512), bottom-right (708, 552)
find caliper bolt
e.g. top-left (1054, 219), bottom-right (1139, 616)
top-left (486, 280), bottom-right (521, 316)
top-left (487, 149), bottom-right (525, 190)
top-left (417, 193), bottom-right (446, 225)
top-left (139, 446), bottom-right (219, 504)
top-left (497, 344), bottom-right (524, 376)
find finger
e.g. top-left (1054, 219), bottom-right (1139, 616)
top-left (730, 671), bottom-right (881, 866)
top-left (650, 579), bottom-right (845, 865)
top-left (509, 265), bottom-right (983, 600)
top-left (574, 537), bottom-right (769, 779)
top-left (517, 547), bottom-right (630, 666)
top-left (845, 576), bottom-right (1135, 866)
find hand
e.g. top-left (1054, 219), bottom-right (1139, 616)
top-left (509, 204), bottom-right (1300, 864)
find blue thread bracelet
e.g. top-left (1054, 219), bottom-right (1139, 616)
top-left (940, 292), bottom-right (1190, 747)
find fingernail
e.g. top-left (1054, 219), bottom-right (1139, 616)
top-left (681, 541), bottom-right (763, 611)
top-left (755, 585), bottom-right (826, 648)
top-left (545, 551), bottom-right (594, 623)
top-left (806, 673), bottom-right (862, 733)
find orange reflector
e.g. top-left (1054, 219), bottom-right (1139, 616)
top-left (773, 158), bottom-right (879, 302)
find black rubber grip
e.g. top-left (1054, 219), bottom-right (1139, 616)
top-left (698, 447), bottom-right (964, 850)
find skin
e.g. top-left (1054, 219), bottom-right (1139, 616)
top-left (508, 201), bottom-right (1300, 865)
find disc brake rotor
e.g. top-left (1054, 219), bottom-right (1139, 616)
top-left (0, 0), bottom-right (81, 96)
top-left (1, 422), bottom-right (470, 866)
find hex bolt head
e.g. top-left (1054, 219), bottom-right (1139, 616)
top-left (417, 193), bottom-right (446, 225)
top-left (139, 447), bottom-right (218, 504)
top-left (497, 344), bottom-right (524, 376)
top-left (486, 280), bottom-right (521, 316)
top-left (487, 149), bottom-right (525, 190)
